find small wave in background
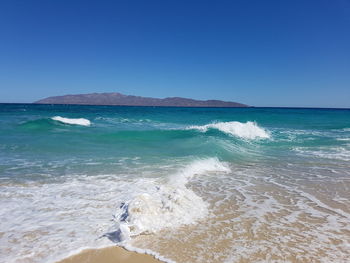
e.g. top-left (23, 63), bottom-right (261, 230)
top-left (187, 121), bottom-right (270, 139)
top-left (51, 116), bottom-right (91, 126)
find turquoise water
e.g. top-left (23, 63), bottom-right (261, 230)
top-left (1, 104), bottom-right (350, 263)
top-left (1, 104), bottom-right (349, 180)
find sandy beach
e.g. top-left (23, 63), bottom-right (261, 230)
top-left (57, 246), bottom-right (163, 263)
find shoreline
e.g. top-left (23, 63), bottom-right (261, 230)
top-left (56, 246), bottom-right (164, 263)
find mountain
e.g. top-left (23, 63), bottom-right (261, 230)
top-left (34, 92), bottom-right (249, 107)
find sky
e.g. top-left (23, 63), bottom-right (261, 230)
top-left (0, 0), bottom-right (349, 107)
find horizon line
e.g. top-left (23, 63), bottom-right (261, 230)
top-left (0, 102), bottom-right (349, 110)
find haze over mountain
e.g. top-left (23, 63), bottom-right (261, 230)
top-left (35, 93), bottom-right (249, 107)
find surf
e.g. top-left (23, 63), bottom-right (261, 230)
top-left (111, 158), bottom-right (231, 242)
top-left (187, 121), bottom-right (270, 140)
top-left (51, 116), bottom-right (91, 126)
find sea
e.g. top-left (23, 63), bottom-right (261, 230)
top-left (0, 104), bottom-right (349, 263)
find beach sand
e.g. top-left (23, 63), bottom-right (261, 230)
top-left (56, 246), bottom-right (163, 263)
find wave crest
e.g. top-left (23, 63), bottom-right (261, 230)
top-left (169, 157), bottom-right (231, 185)
top-left (51, 116), bottom-right (91, 126)
top-left (188, 121), bottom-right (270, 139)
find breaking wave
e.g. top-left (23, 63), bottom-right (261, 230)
top-left (111, 158), bottom-right (230, 242)
top-left (51, 116), bottom-right (91, 126)
top-left (187, 121), bottom-right (270, 139)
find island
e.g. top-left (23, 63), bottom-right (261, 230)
top-left (35, 92), bottom-right (249, 107)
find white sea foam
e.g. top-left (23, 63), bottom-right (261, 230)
top-left (294, 146), bottom-right (350, 161)
top-left (187, 121), bottom-right (270, 139)
top-left (113, 158), bottom-right (230, 242)
top-left (123, 244), bottom-right (176, 263)
top-left (336, 138), bottom-right (350, 141)
top-left (0, 171), bottom-right (189, 263)
top-left (190, 165), bottom-right (350, 263)
top-left (51, 116), bottom-right (91, 126)
top-left (2, 159), bottom-right (350, 263)
top-left (0, 176), bottom-right (120, 263)
top-left (114, 186), bottom-right (208, 239)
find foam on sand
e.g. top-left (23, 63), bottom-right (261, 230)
top-left (52, 116), bottom-right (91, 126)
top-left (0, 159), bottom-right (230, 263)
top-left (187, 121), bottom-right (270, 139)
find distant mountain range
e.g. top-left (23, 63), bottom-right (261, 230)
top-left (35, 93), bottom-right (249, 107)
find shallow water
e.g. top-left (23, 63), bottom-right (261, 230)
top-left (0, 104), bottom-right (349, 262)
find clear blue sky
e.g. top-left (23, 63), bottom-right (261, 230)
top-left (0, 0), bottom-right (349, 107)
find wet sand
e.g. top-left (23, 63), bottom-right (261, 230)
top-left (56, 246), bottom-right (163, 263)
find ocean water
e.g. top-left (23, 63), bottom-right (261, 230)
top-left (0, 104), bottom-right (350, 263)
